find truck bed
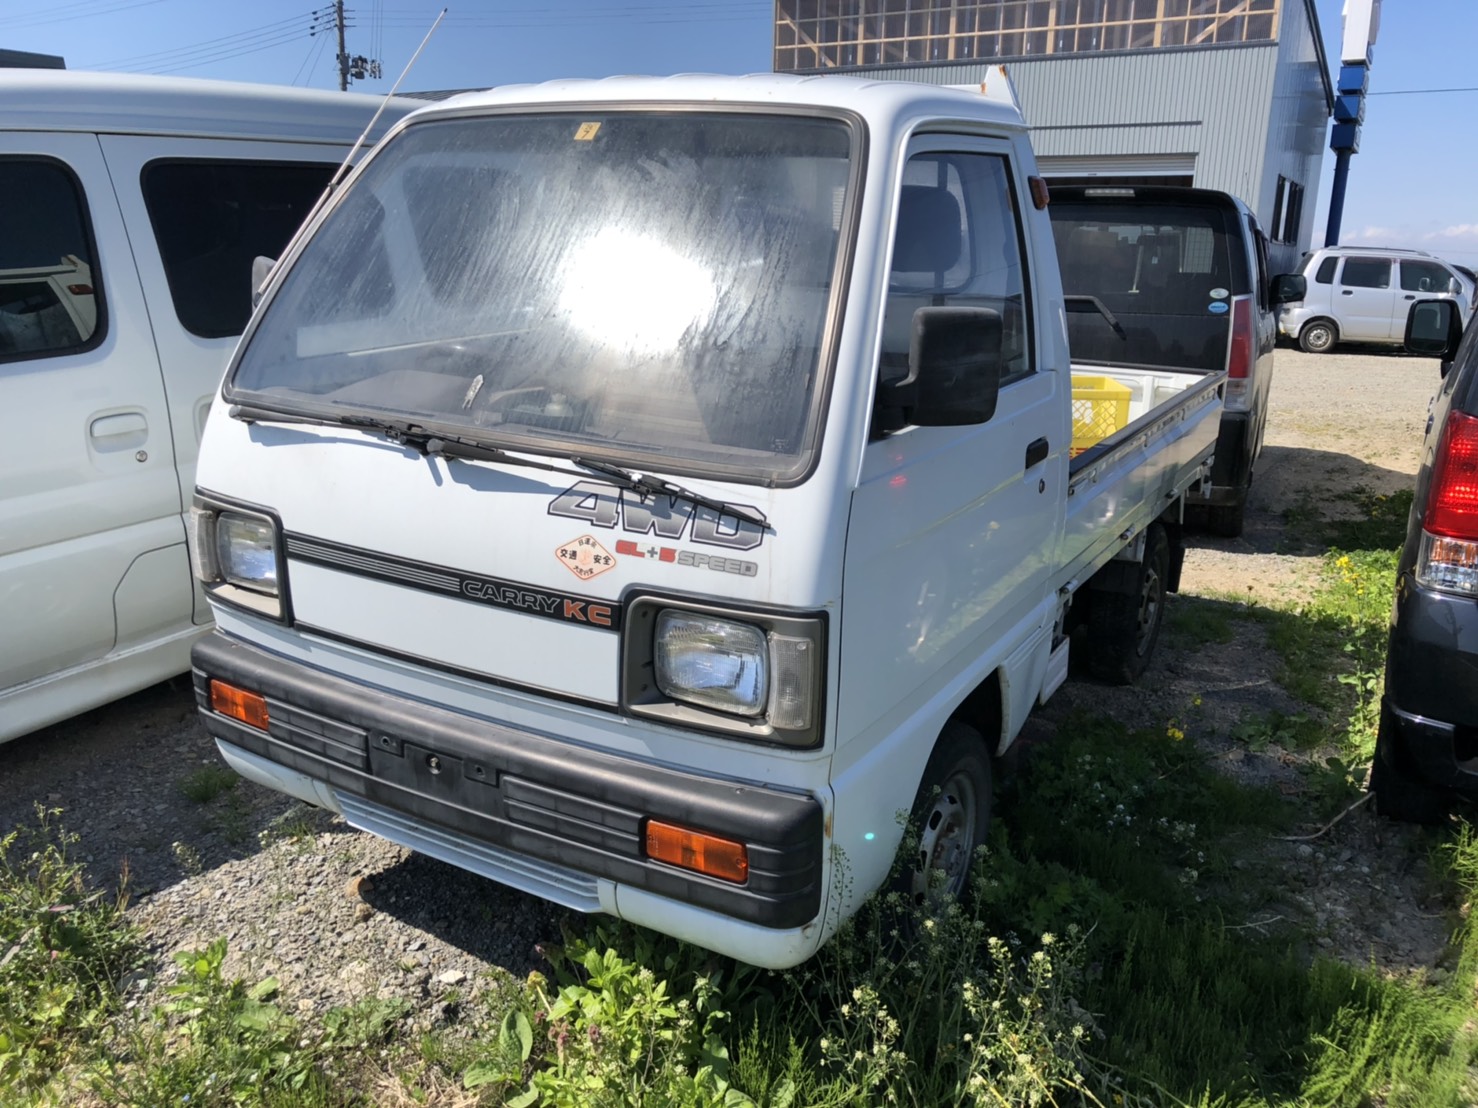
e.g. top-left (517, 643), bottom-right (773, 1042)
top-left (1060, 363), bottom-right (1223, 589)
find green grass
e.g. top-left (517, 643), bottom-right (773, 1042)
top-left (178, 763), bottom-right (239, 804)
top-left (1167, 594), bottom-right (1242, 647)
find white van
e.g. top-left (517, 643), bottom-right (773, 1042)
top-left (0, 71), bottom-right (414, 744)
top-left (1279, 245), bottom-right (1476, 353)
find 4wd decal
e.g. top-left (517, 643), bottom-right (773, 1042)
top-left (548, 481), bottom-right (765, 552)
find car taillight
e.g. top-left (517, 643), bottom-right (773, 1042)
top-left (1223, 295), bottom-right (1254, 412)
top-left (1416, 409), bottom-right (1478, 595)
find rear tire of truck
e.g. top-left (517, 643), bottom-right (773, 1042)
top-left (1299, 319), bottom-right (1338, 354)
top-left (1203, 501), bottom-right (1246, 538)
top-left (1084, 523), bottom-right (1170, 685)
top-left (900, 721), bottom-right (993, 909)
top-left (1370, 717), bottom-right (1450, 826)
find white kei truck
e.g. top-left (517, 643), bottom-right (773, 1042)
top-left (187, 72), bottom-right (1224, 969)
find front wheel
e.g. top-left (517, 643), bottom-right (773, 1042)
top-left (1299, 319), bottom-right (1338, 354)
top-left (900, 721), bottom-right (993, 908)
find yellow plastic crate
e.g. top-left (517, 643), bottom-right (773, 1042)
top-left (1070, 374), bottom-right (1132, 457)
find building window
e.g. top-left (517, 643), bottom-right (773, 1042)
top-left (774, 0), bottom-right (1283, 72)
top-left (1269, 175), bottom-right (1303, 245)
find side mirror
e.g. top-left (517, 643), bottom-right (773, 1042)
top-left (1271, 273), bottom-right (1306, 305)
top-left (1403, 298), bottom-right (1463, 369)
top-left (880, 306), bottom-right (1002, 426)
top-left (251, 255), bottom-right (278, 309)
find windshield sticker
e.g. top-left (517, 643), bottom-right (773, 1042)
top-left (615, 540), bottom-right (758, 578)
top-left (549, 481), bottom-right (765, 552)
top-left (555, 534), bottom-right (617, 581)
top-left (574, 122), bottom-right (601, 141)
top-left (1207, 302), bottom-right (1230, 315)
top-left (1209, 287), bottom-right (1229, 299)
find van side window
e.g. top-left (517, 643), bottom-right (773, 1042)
top-left (1314, 256), bottom-right (1337, 284)
top-left (1340, 257), bottom-right (1391, 289)
top-left (1400, 260), bottom-right (1455, 294)
top-left (879, 151), bottom-right (1032, 384)
top-left (141, 160), bottom-right (335, 339)
top-left (0, 158), bottom-right (103, 362)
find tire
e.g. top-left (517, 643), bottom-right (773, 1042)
top-left (1298, 318), bottom-right (1338, 354)
top-left (1203, 501), bottom-right (1246, 538)
top-left (1084, 523), bottom-right (1170, 685)
top-left (898, 721), bottom-right (993, 909)
top-left (1370, 719), bottom-right (1449, 826)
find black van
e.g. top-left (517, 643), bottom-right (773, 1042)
top-left (1048, 186), bottom-right (1305, 537)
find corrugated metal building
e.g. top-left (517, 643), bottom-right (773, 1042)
top-left (774, 0), bottom-right (1332, 273)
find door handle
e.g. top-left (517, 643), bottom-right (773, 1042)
top-left (1404, 294), bottom-right (1416, 300)
top-left (89, 411), bottom-right (148, 452)
top-left (1024, 436), bottom-right (1049, 470)
top-left (1340, 289), bottom-right (1354, 295)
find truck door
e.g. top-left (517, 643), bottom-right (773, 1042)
top-left (1335, 255), bottom-right (1397, 341)
top-left (837, 138), bottom-right (1061, 754)
top-left (0, 136), bottom-right (182, 695)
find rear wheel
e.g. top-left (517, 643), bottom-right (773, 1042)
top-left (1299, 318), bottom-right (1338, 354)
top-left (1203, 501), bottom-right (1246, 538)
top-left (1084, 523), bottom-right (1170, 685)
top-left (900, 721), bottom-right (993, 908)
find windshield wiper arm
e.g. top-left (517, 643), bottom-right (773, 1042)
top-left (1063, 294), bottom-right (1127, 339)
top-left (230, 405), bottom-right (767, 529)
top-left (570, 457), bottom-right (767, 528)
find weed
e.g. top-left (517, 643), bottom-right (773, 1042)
top-left (1166, 595), bottom-right (1241, 647)
top-left (0, 806), bottom-right (141, 1099)
top-left (179, 763), bottom-right (239, 804)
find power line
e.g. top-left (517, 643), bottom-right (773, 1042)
top-left (112, 28), bottom-right (310, 73)
top-left (1367, 87), bottom-right (1478, 96)
top-left (0, 0), bottom-right (165, 31)
top-left (87, 13), bottom-right (312, 70)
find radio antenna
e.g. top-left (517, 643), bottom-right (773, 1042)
top-left (328, 6), bottom-right (447, 191)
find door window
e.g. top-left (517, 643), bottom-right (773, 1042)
top-left (1340, 257), bottom-right (1392, 289)
top-left (1399, 260), bottom-right (1456, 294)
top-left (141, 160), bottom-right (335, 339)
top-left (879, 151), bottom-right (1032, 384)
top-left (0, 158), bottom-right (103, 362)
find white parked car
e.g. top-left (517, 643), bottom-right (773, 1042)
top-left (1278, 245), bottom-right (1476, 353)
top-left (0, 71), bottom-right (415, 744)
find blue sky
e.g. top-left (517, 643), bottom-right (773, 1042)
top-left (2, 0), bottom-right (1472, 266)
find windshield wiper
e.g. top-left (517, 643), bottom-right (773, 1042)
top-left (569, 457), bottom-right (768, 528)
top-left (1063, 294), bottom-right (1128, 339)
top-left (229, 404), bottom-right (768, 529)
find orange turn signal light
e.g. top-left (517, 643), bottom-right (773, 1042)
top-left (644, 819), bottom-right (749, 884)
top-left (210, 679), bottom-right (269, 731)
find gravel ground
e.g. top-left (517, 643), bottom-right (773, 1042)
top-left (0, 343), bottom-right (1454, 1016)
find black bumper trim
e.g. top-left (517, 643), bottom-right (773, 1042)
top-left (191, 632), bottom-right (823, 928)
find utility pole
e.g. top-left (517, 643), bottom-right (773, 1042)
top-left (311, 2), bottom-right (382, 92)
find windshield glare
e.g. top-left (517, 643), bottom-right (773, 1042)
top-left (229, 111), bottom-right (854, 481)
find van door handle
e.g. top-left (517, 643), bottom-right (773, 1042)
top-left (1341, 289), bottom-right (1354, 295)
top-left (1024, 437), bottom-right (1049, 470)
top-left (89, 411), bottom-right (148, 452)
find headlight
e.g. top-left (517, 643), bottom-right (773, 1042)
top-left (216, 513), bottom-right (279, 593)
top-left (190, 497), bottom-right (285, 620)
top-left (624, 599), bottom-right (825, 747)
top-left (655, 612), bottom-right (768, 717)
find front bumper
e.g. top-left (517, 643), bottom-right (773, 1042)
top-left (1380, 576), bottom-right (1478, 792)
top-left (191, 632), bottom-right (824, 929)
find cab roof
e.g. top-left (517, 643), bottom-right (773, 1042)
top-left (0, 70), bottom-right (418, 144)
top-left (403, 72), bottom-right (1028, 135)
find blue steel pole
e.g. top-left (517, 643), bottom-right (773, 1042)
top-left (1325, 149), bottom-right (1352, 247)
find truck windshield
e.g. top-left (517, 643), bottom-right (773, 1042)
top-left (228, 111), bottom-right (855, 483)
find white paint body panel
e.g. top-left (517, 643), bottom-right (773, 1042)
top-left (194, 74), bottom-right (1223, 966)
top-left (0, 73), bottom-right (416, 743)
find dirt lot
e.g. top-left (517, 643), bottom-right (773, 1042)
top-left (0, 344), bottom-right (1454, 1012)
